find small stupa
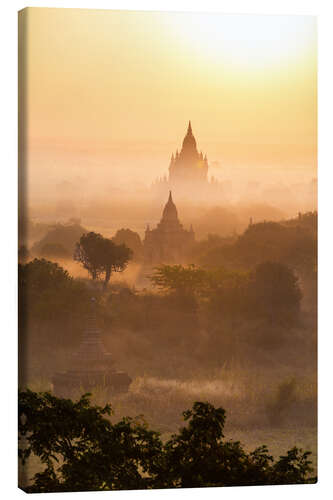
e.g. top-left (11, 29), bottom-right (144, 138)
top-left (52, 297), bottom-right (131, 398)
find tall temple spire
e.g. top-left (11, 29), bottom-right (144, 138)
top-left (187, 120), bottom-right (192, 134)
top-left (168, 190), bottom-right (173, 202)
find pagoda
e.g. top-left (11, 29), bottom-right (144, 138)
top-left (151, 121), bottom-right (224, 202)
top-left (52, 298), bottom-right (131, 398)
top-left (169, 121), bottom-right (209, 185)
top-left (143, 191), bottom-right (195, 265)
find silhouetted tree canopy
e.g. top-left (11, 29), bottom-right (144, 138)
top-left (249, 261), bottom-right (302, 322)
top-left (74, 232), bottom-right (132, 288)
top-left (19, 258), bottom-right (72, 293)
top-left (150, 264), bottom-right (206, 297)
top-left (149, 262), bottom-right (301, 324)
top-left (19, 391), bottom-right (316, 492)
top-left (197, 217), bottom-right (317, 278)
top-left (18, 258), bottom-right (89, 321)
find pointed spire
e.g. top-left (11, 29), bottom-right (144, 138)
top-left (162, 190), bottom-right (178, 222)
top-left (187, 120), bottom-right (192, 134)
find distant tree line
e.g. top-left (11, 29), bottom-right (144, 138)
top-left (150, 261), bottom-right (302, 324)
top-left (190, 215), bottom-right (317, 279)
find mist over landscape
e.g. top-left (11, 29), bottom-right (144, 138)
top-left (18, 8), bottom-right (317, 492)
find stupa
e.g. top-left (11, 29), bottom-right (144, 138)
top-left (52, 297), bottom-right (131, 398)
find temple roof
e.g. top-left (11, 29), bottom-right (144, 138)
top-left (161, 191), bottom-right (179, 222)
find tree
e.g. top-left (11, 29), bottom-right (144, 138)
top-left (113, 228), bottom-right (143, 261)
top-left (18, 390), bottom-right (162, 492)
top-left (161, 401), bottom-right (314, 487)
top-left (18, 260), bottom-right (90, 386)
top-left (204, 267), bottom-right (251, 319)
top-left (19, 258), bottom-right (73, 293)
top-left (149, 264), bottom-right (206, 297)
top-left (19, 391), bottom-right (316, 492)
top-left (149, 264), bottom-right (207, 311)
top-left (249, 261), bottom-right (302, 323)
top-left (74, 232), bottom-right (132, 289)
top-left (18, 258), bottom-right (89, 327)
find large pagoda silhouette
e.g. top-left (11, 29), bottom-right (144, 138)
top-left (169, 121), bottom-right (208, 184)
top-left (152, 121), bottom-right (222, 200)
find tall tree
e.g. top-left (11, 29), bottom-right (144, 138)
top-left (74, 232), bottom-right (132, 289)
top-left (249, 261), bottom-right (302, 323)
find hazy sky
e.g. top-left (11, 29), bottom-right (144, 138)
top-left (20, 8), bottom-right (317, 194)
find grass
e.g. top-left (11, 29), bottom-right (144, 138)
top-left (19, 358), bottom-right (317, 488)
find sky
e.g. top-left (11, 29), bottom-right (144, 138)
top-left (19, 8), bottom-right (317, 197)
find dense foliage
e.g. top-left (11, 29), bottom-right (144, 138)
top-left (150, 261), bottom-right (302, 323)
top-left (18, 258), bottom-right (89, 321)
top-left (19, 390), bottom-right (316, 492)
top-left (195, 214), bottom-right (317, 278)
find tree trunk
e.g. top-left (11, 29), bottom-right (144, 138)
top-left (104, 266), bottom-right (111, 291)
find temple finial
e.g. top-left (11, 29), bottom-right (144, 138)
top-left (187, 120), bottom-right (192, 134)
top-left (168, 190), bottom-right (173, 202)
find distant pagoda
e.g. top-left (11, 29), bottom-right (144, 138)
top-left (52, 298), bottom-right (131, 398)
top-left (143, 191), bottom-right (195, 265)
top-left (169, 121), bottom-right (209, 184)
top-left (152, 121), bottom-right (222, 201)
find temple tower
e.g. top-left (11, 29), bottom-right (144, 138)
top-left (169, 121), bottom-right (209, 185)
top-left (143, 191), bottom-right (195, 265)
